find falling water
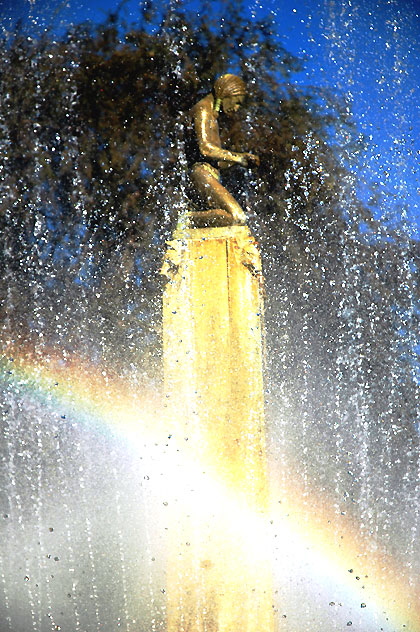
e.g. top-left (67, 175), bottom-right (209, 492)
top-left (263, 1), bottom-right (420, 628)
top-left (1, 0), bottom-right (419, 631)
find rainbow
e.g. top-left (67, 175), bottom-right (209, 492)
top-left (1, 343), bottom-right (419, 631)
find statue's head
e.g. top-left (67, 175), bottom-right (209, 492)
top-left (213, 74), bottom-right (246, 114)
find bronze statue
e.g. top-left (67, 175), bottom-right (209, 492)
top-left (187, 74), bottom-right (259, 226)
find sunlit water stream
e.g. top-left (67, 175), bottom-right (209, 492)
top-left (1, 1), bottom-right (419, 631)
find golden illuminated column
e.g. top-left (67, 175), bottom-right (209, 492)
top-left (161, 221), bottom-right (274, 632)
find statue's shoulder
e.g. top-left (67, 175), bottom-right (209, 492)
top-left (190, 94), bottom-right (213, 119)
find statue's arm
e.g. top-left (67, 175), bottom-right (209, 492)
top-left (194, 104), bottom-right (247, 165)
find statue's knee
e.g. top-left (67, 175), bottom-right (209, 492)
top-left (192, 163), bottom-right (220, 183)
top-left (192, 163), bottom-right (206, 176)
top-left (190, 165), bottom-right (205, 188)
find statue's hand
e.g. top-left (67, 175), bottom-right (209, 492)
top-left (245, 153), bottom-right (260, 167)
top-left (239, 153), bottom-right (260, 168)
top-left (218, 160), bottom-right (235, 169)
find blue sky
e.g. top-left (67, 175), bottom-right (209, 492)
top-left (1, 0), bottom-right (419, 238)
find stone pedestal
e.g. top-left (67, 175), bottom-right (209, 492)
top-left (161, 224), bottom-right (273, 632)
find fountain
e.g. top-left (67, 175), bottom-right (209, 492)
top-left (0, 1), bottom-right (419, 631)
